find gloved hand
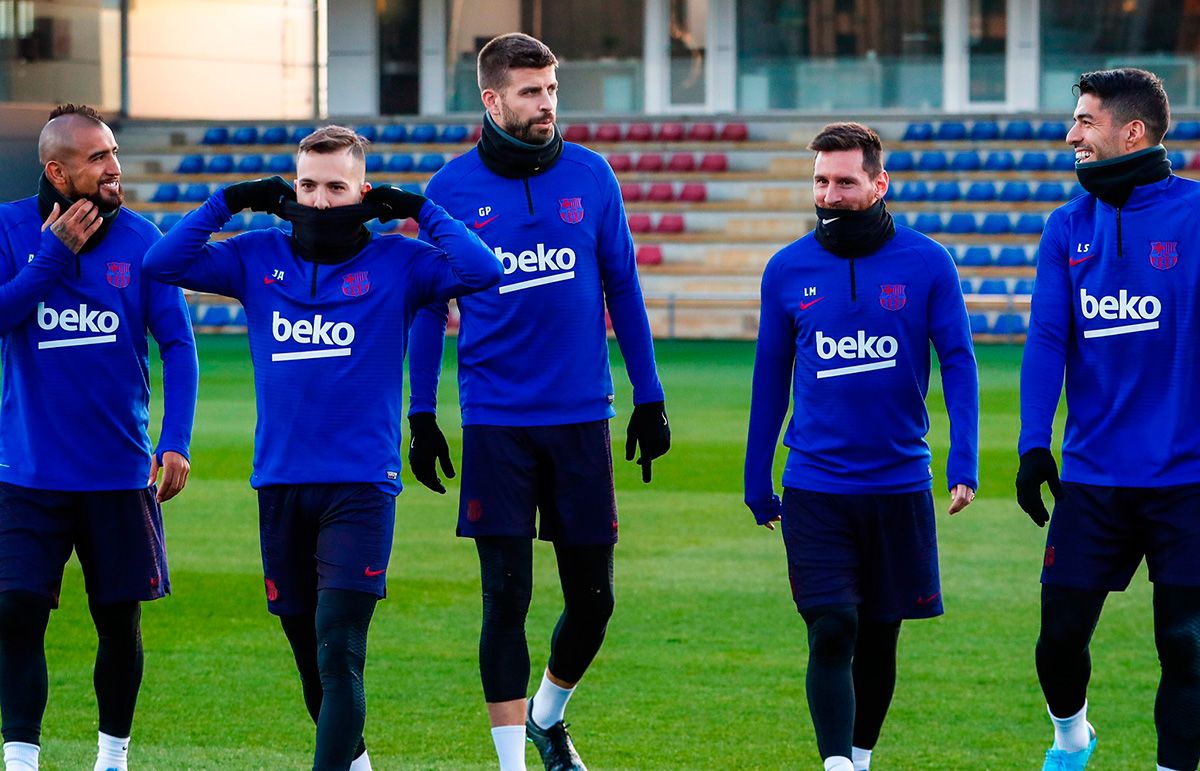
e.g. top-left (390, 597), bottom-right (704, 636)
top-left (364, 185), bottom-right (427, 223)
top-left (746, 495), bottom-right (782, 529)
top-left (1015, 447), bottom-right (1062, 527)
top-left (222, 176), bottom-right (295, 215)
top-left (408, 412), bottom-right (455, 494)
top-left (625, 401), bottom-right (670, 483)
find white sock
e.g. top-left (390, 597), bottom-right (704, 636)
top-left (3, 742), bottom-right (39, 771)
top-left (94, 732), bottom-right (129, 771)
top-left (349, 749), bottom-right (372, 771)
top-left (851, 745), bottom-right (872, 770)
top-left (1157, 766), bottom-right (1182, 771)
top-left (824, 756), bottom-right (854, 771)
top-left (530, 671), bottom-right (575, 729)
top-left (1049, 702), bottom-right (1090, 752)
top-left (490, 725), bottom-right (526, 771)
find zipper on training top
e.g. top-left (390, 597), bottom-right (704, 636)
top-left (849, 257), bottom-right (857, 302)
top-left (75, 255), bottom-right (80, 278)
top-left (522, 178), bottom-right (534, 215)
top-left (1116, 207), bottom-right (1123, 259)
top-left (310, 263), bottom-right (318, 297)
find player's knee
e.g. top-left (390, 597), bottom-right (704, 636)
top-left (565, 582), bottom-right (615, 628)
top-left (802, 604), bottom-right (858, 661)
top-left (90, 601), bottom-right (141, 648)
top-left (0, 590), bottom-right (51, 639)
top-left (481, 568), bottom-right (532, 636)
top-left (1157, 615), bottom-right (1200, 680)
top-left (1038, 586), bottom-right (1103, 653)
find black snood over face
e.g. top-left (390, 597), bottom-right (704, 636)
top-left (278, 200), bottom-right (376, 264)
top-left (813, 198), bottom-right (896, 259)
top-left (37, 172), bottom-right (119, 254)
top-left (476, 112), bottom-right (564, 179)
top-left (1074, 144), bottom-right (1171, 208)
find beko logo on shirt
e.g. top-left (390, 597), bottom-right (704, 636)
top-left (493, 244), bottom-right (576, 294)
top-left (36, 302), bottom-right (119, 349)
top-left (814, 330), bottom-right (899, 379)
top-left (1079, 288), bottom-right (1161, 338)
top-left (271, 310), bottom-right (355, 361)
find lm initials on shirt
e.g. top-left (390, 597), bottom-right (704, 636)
top-left (814, 330), bottom-right (899, 379)
top-left (37, 302), bottom-right (119, 349)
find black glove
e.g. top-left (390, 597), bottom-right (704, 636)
top-left (364, 185), bottom-right (427, 223)
top-left (1015, 447), bottom-right (1063, 527)
top-left (625, 401), bottom-right (670, 483)
top-left (222, 176), bottom-right (295, 215)
top-left (408, 412), bottom-right (455, 494)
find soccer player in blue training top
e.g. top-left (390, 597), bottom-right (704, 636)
top-left (1017, 68), bottom-right (1200, 771)
top-left (744, 122), bottom-right (979, 771)
top-left (143, 125), bottom-right (501, 771)
top-left (406, 33), bottom-right (669, 771)
top-left (0, 104), bottom-right (198, 771)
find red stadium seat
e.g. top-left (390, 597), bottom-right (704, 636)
top-left (667, 153), bottom-right (696, 172)
top-left (699, 153), bottom-right (729, 172)
top-left (656, 214), bottom-right (685, 233)
top-left (626, 123), bottom-right (654, 142)
top-left (720, 123), bottom-right (749, 142)
top-left (656, 123), bottom-right (685, 141)
top-left (687, 123), bottom-right (717, 141)
top-left (678, 183), bottom-right (707, 202)
top-left (1189, 153), bottom-right (1200, 170)
top-left (400, 218), bottom-right (419, 234)
top-left (608, 154), bottom-right (633, 173)
top-left (468, 124), bottom-right (483, 143)
top-left (646, 183), bottom-right (675, 202)
top-left (636, 245), bottom-right (664, 265)
top-left (628, 214), bottom-right (653, 233)
top-left (595, 124), bottom-right (621, 142)
top-left (635, 154), bottom-right (664, 172)
top-left (619, 182), bottom-right (644, 202)
top-left (563, 124), bottom-right (591, 143)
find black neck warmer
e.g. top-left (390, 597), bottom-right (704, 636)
top-left (814, 198), bottom-right (896, 259)
top-left (1076, 145), bottom-right (1171, 208)
top-left (279, 200), bottom-right (375, 264)
top-left (37, 173), bottom-right (120, 254)
top-left (477, 112), bottom-right (563, 179)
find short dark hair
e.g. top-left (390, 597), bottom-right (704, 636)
top-left (477, 33), bottom-right (558, 92)
top-left (1076, 68), bottom-right (1170, 144)
top-left (296, 125), bottom-right (369, 163)
top-left (808, 122), bottom-right (884, 177)
top-left (48, 103), bottom-right (104, 124)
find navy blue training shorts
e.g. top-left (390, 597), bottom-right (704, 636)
top-left (1042, 482), bottom-right (1200, 590)
top-left (0, 481), bottom-right (169, 607)
top-left (457, 420), bottom-right (618, 546)
top-left (258, 482), bottom-right (396, 616)
top-left (781, 487), bottom-right (942, 623)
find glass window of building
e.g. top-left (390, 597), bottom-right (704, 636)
top-left (0, 0), bottom-right (116, 111)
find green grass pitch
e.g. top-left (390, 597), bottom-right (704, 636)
top-left (34, 337), bottom-right (1159, 769)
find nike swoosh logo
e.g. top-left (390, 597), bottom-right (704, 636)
top-left (473, 215), bottom-right (499, 229)
top-left (364, 567), bottom-right (386, 577)
top-left (1069, 255), bottom-right (1093, 267)
top-left (821, 217), bottom-right (840, 224)
top-left (916, 592), bottom-right (941, 606)
top-left (799, 297), bottom-right (824, 310)
top-left (264, 277), bottom-right (279, 285)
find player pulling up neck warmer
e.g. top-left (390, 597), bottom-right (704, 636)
top-left (278, 199), bottom-right (376, 264)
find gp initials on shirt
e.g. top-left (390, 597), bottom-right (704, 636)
top-left (36, 302), bottom-right (119, 349)
top-left (815, 330), bottom-right (899, 379)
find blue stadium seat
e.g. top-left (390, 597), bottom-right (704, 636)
top-left (978, 279), bottom-right (1009, 295)
top-left (945, 213), bottom-right (978, 234)
top-left (355, 125), bottom-right (379, 143)
top-left (1017, 152), bottom-right (1049, 171)
top-left (1068, 182), bottom-right (1086, 199)
top-left (367, 219), bottom-right (394, 234)
top-left (182, 183), bottom-right (211, 202)
top-left (267, 155), bottom-right (295, 173)
top-left (902, 122), bottom-right (934, 141)
top-left (886, 150), bottom-right (914, 171)
top-left (993, 313), bottom-right (1027, 335)
top-left (176, 155), bottom-right (204, 174)
top-left (365, 155), bottom-right (384, 173)
top-left (1002, 120), bottom-right (1034, 141)
top-left (399, 182), bottom-right (423, 194)
top-left (198, 305), bottom-right (234, 326)
top-left (221, 214), bottom-right (245, 233)
top-left (969, 121), bottom-right (1000, 141)
top-left (996, 247), bottom-right (1029, 267)
top-left (965, 181), bottom-right (996, 201)
top-left (896, 181), bottom-right (928, 202)
top-left (917, 152), bottom-right (948, 172)
top-left (912, 213), bottom-right (943, 233)
top-left (943, 245), bottom-right (958, 263)
top-left (969, 313), bottom-right (989, 335)
top-left (380, 124), bottom-right (408, 143)
top-left (1014, 278), bottom-right (1036, 294)
top-left (1168, 150), bottom-right (1186, 170)
top-left (951, 151), bottom-right (982, 171)
top-left (1037, 122), bottom-right (1067, 142)
top-left (289, 126), bottom-right (316, 144)
top-left (960, 246), bottom-right (992, 266)
top-left (936, 121), bottom-right (967, 141)
top-left (999, 181), bottom-right (1031, 202)
top-left (416, 154), bottom-right (444, 172)
top-left (1052, 151), bottom-right (1076, 171)
top-left (230, 127), bottom-right (258, 145)
top-left (247, 213), bottom-right (277, 230)
top-left (237, 155), bottom-right (264, 174)
top-left (1171, 121), bottom-right (1200, 140)
top-left (931, 181), bottom-right (961, 202)
top-left (1015, 213), bottom-right (1045, 234)
top-left (961, 279), bottom-right (976, 295)
top-left (440, 125), bottom-right (468, 143)
top-left (387, 154), bottom-right (415, 173)
top-left (232, 306), bottom-right (247, 326)
top-left (157, 213), bottom-right (182, 232)
top-left (1033, 182), bottom-right (1066, 201)
top-left (980, 213), bottom-right (1012, 234)
top-left (259, 126), bottom-right (288, 145)
top-left (1031, 248), bottom-right (1041, 266)
top-left (984, 151), bottom-right (1015, 171)
top-left (408, 124), bottom-right (438, 143)
top-left (201, 127), bottom-right (229, 145)
top-left (891, 212), bottom-right (910, 228)
top-left (206, 155), bottom-right (234, 174)
top-left (151, 184), bottom-right (180, 203)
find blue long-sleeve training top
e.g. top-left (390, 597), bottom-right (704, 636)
top-left (744, 226), bottom-right (979, 518)
top-left (143, 192), bottom-right (501, 494)
top-left (406, 142), bottom-right (665, 426)
top-left (0, 196), bottom-right (198, 491)
top-left (1020, 175), bottom-right (1200, 486)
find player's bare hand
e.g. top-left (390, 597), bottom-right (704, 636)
top-left (48, 199), bottom-right (102, 253)
top-left (150, 451), bottom-right (190, 503)
top-left (40, 202), bottom-right (60, 232)
top-left (761, 516), bottom-right (781, 531)
top-left (948, 484), bottom-right (975, 515)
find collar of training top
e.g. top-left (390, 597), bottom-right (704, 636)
top-left (37, 172), bottom-right (120, 254)
top-left (476, 112), bottom-right (564, 179)
top-left (278, 200), bottom-right (376, 265)
top-left (1075, 144), bottom-right (1171, 209)
top-left (813, 198), bottom-right (897, 259)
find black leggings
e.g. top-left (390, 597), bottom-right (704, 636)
top-left (476, 537), bottom-right (615, 702)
